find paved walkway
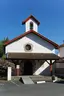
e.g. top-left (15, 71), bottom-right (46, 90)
top-left (0, 81), bottom-right (64, 96)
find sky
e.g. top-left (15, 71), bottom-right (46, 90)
top-left (0, 0), bottom-right (64, 45)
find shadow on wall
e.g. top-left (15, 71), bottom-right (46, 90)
top-left (26, 33), bottom-right (54, 51)
top-left (40, 66), bottom-right (51, 76)
top-left (55, 68), bottom-right (64, 74)
top-left (55, 68), bottom-right (64, 78)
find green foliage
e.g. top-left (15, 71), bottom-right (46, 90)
top-left (2, 54), bottom-right (6, 60)
top-left (0, 37), bottom-right (9, 57)
top-left (3, 37), bottom-right (9, 43)
top-left (0, 41), bottom-right (4, 57)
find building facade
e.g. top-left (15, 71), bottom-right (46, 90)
top-left (4, 15), bottom-right (59, 76)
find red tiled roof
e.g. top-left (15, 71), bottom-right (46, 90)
top-left (22, 15), bottom-right (40, 25)
top-left (59, 44), bottom-right (64, 48)
top-left (4, 30), bottom-right (59, 49)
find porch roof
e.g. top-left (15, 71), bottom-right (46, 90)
top-left (56, 57), bottom-right (64, 63)
top-left (6, 53), bottom-right (60, 60)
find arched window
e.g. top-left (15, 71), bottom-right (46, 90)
top-left (30, 22), bottom-right (33, 30)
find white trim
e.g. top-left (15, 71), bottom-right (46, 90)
top-left (37, 81), bottom-right (46, 84)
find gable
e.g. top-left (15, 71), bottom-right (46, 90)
top-left (5, 32), bottom-right (57, 54)
top-left (22, 15), bottom-right (40, 25)
top-left (4, 30), bottom-right (59, 49)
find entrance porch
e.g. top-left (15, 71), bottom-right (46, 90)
top-left (6, 53), bottom-right (60, 77)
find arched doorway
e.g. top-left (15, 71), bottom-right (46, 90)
top-left (23, 60), bottom-right (33, 75)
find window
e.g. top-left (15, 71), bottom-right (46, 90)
top-left (25, 44), bottom-right (32, 51)
top-left (30, 22), bottom-right (33, 30)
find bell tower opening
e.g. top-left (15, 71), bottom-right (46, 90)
top-left (30, 22), bottom-right (33, 30)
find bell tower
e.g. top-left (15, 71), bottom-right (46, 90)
top-left (22, 15), bottom-right (40, 32)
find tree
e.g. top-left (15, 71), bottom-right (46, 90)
top-left (0, 37), bottom-right (9, 57)
top-left (0, 41), bottom-right (4, 57)
top-left (2, 37), bottom-right (9, 43)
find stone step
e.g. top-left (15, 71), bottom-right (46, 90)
top-left (30, 75), bottom-right (52, 82)
top-left (11, 75), bottom-right (52, 83)
top-left (21, 76), bottom-right (34, 84)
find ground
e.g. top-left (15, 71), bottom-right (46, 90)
top-left (0, 81), bottom-right (64, 96)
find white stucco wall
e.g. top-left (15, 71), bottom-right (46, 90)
top-left (58, 47), bottom-right (64, 57)
top-left (5, 33), bottom-right (55, 54)
top-left (25, 19), bottom-right (38, 32)
top-left (7, 67), bottom-right (12, 81)
top-left (57, 47), bottom-right (64, 69)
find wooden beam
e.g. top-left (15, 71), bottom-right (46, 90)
top-left (46, 60), bottom-right (50, 64)
top-left (50, 60), bottom-right (53, 76)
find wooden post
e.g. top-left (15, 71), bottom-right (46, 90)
top-left (50, 60), bottom-right (56, 81)
top-left (16, 65), bottom-right (20, 76)
top-left (50, 60), bottom-right (52, 76)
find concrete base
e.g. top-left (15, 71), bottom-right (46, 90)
top-left (37, 81), bottom-right (46, 84)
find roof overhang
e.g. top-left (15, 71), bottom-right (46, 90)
top-left (22, 15), bottom-right (40, 25)
top-left (56, 57), bottom-right (64, 63)
top-left (59, 44), bottom-right (64, 48)
top-left (6, 53), bottom-right (60, 60)
top-left (4, 30), bottom-right (59, 49)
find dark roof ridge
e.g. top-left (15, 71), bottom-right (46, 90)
top-left (22, 15), bottom-right (40, 25)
